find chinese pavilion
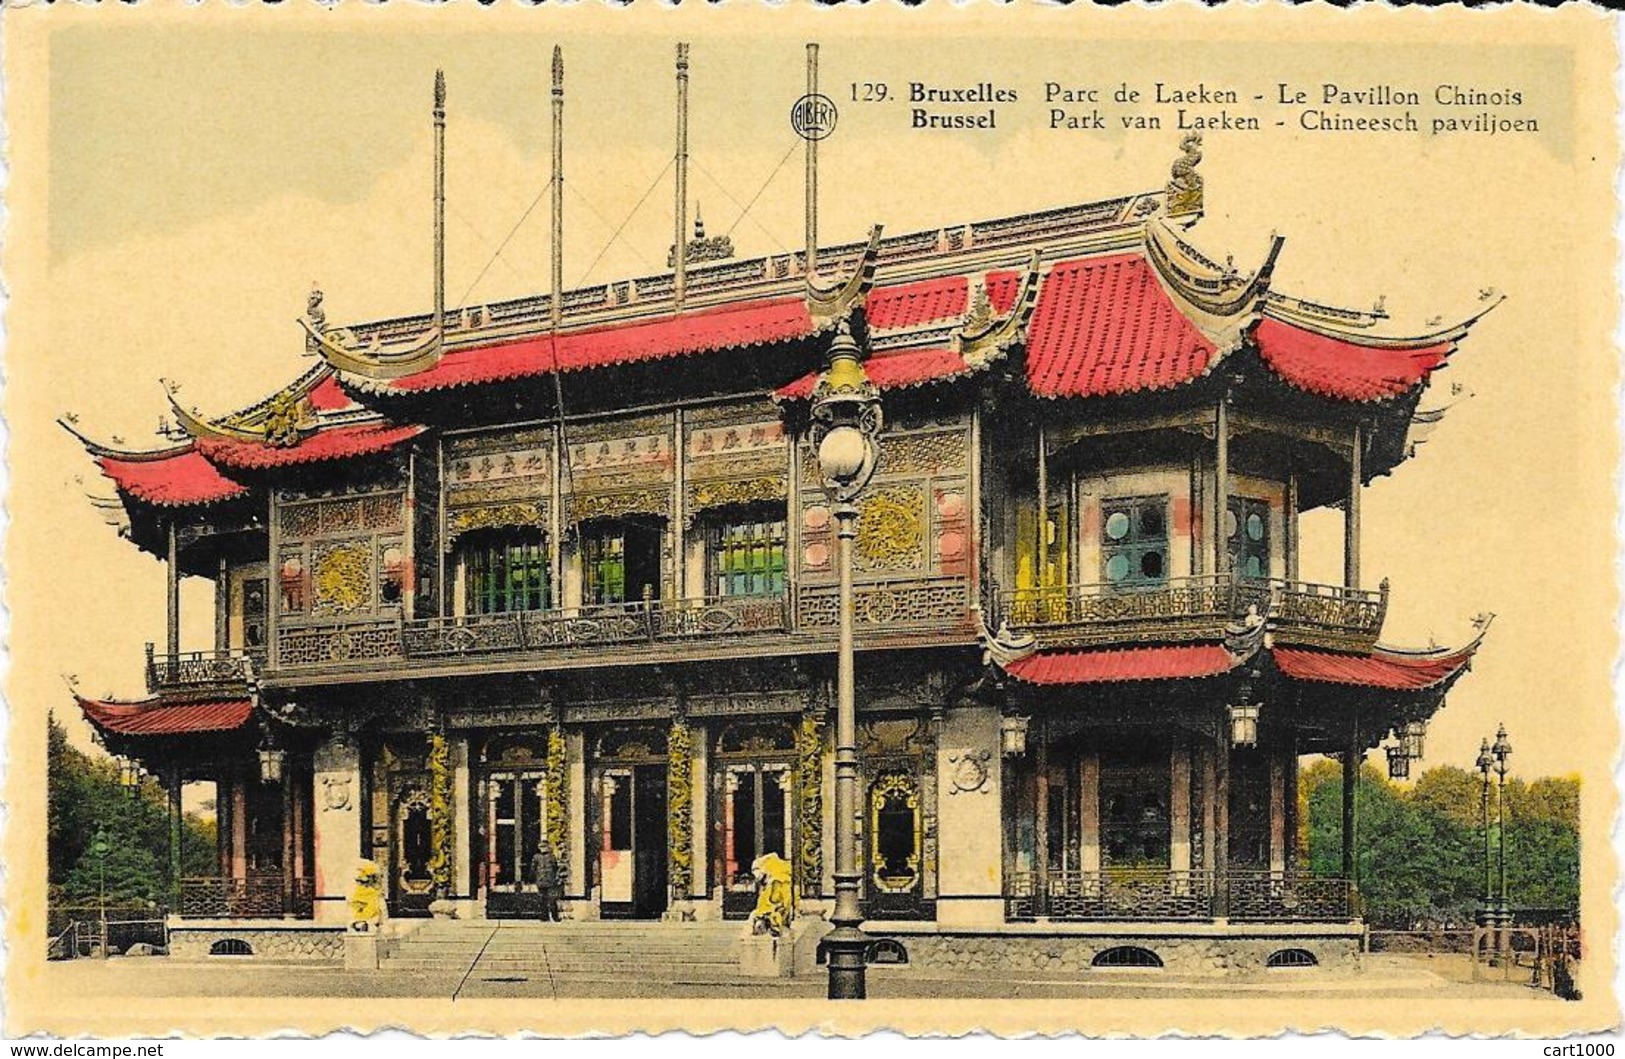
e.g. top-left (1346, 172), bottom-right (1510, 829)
top-left (65, 68), bottom-right (1495, 974)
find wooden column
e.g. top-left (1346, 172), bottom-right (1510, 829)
top-left (1200, 745), bottom-right (1217, 873)
top-left (214, 557), bottom-right (229, 651)
top-left (1213, 400), bottom-right (1230, 577)
top-left (1342, 726), bottom-right (1360, 882)
top-left (231, 770), bottom-right (249, 881)
top-left (1285, 735), bottom-right (1300, 872)
top-left (672, 409), bottom-right (686, 599)
top-left (1285, 469), bottom-right (1300, 584)
top-left (1035, 420), bottom-right (1049, 589)
top-left (166, 521), bottom-right (181, 664)
top-left (1033, 717), bottom-right (1049, 915)
top-left (281, 764), bottom-right (296, 915)
top-left (1078, 751), bottom-right (1100, 874)
top-left (217, 773), bottom-right (233, 876)
top-left (1170, 742), bottom-right (1192, 874)
top-left (167, 766), bottom-right (183, 911)
top-left (1213, 726), bottom-right (1230, 918)
top-left (291, 767), bottom-right (307, 883)
top-left (1269, 754), bottom-right (1287, 874)
top-left (1345, 425), bottom-right (1362, 590)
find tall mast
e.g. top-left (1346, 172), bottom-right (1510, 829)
top-left (433, 69), bottom-right (446, 339)
top-left (805, 43), bottom-right (818, 281)
top-left (674, 43), bottom-right (690, 310)
top-left (551, 46), bottom-right (564, 332)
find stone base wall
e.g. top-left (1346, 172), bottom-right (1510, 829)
top-left (168, 926), bottom-right (346, 963)
top-left (871, 930), bottom-right (1361, 977)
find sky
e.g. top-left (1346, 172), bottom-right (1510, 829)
top-left (5, 5), bottom-right (1615, 794)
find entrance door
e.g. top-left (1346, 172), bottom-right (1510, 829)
top-left (484, 771), bottom-right (547, 919)
top-left (392, 788), bottom-right (435, 917)
top-left (720, 763), bottom-right (793, 918)
top-left (597, 764), bottom-right (668, 919)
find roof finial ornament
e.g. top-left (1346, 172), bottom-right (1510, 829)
top-left (306, 285), bottom-right (327, 334)
top-left (434, 68), bottom-right (446, 115)
top-left (694, 202), bottom-right (705, 241)
top-left (1479, 286), bottom-right (1498, 302)
top-left (1373, 295), bottom-right (1386, 315)
top-left (1166, 131), bottom-right (1203, 216)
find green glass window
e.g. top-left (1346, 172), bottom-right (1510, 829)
top-left (583, 529), bottom-right (627, 606)
top-left (465, 531), bottom-right (550, 614)
top-left (1227, 497), bottom-right (1271, 580)
top-left (708, 518), bottom-right (788, 597)
top-left (1101, 495), bottom-right (1169, 588)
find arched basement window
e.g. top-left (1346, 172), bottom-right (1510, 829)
top-left (209, 938), bottom-right (254, 957)
top-left (1092, 945), bottom-right (1162, 969)
top-left (1266, 948), bottom-right (1318, 969)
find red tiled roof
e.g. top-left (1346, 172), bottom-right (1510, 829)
top-left (775, 347), bottom-right (971, 400)
top-left (1026, 254), bottom-right (1218, 399)
top-left (986, 270), bottom-right (1022, 316)
top-left (97, 448), bottom-right (250, 507)
top-left (388, 296), bottom-right (815, 392)
top-left (866, 276), bottom-right (968, 330)
top-left (1003, 644), bottom-right (1238, 685)
top-left (1273, 646), bottom-right (1474, 691)
top-left (78, 696), bottom-right (255, 737)
top-left (306, 373), bottom-right (358, 412)
top-left (197, 423), bottom-right (424, 470)
top-left (1253, 317), bottom-right (1453, 402)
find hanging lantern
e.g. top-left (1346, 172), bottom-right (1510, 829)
top-left (1228, 703), bottom-right (1260, 748)
top-left (1386, 745), bottom-right (1411, 780)
top-left (258, 747), bottom-right (287, 785)
top-left (118, 758), bottom-right (142, 797)
top-left (1402, 720), bottom-right (1427, 762)
top-left (1000, 715), bottom-right (1030, 757)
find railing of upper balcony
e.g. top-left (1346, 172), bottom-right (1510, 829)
top-left (1004, 870), bottom-right (1359, 923)
top-left (145, 645), bottom-right (261, 694)
top-left (264, 575), bottom-right (980, 671)
top-left (993, 575), bottom-right (1388, 651)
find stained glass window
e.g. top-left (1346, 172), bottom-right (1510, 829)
top-left (1228, 497), bottom-right (1271, 580)
top-left (708, 518), bottom-right (788, 597)
top-left (464, 530), bottom-right (550, 614)
top-left (1101, 495), bottom-right (1169, 588)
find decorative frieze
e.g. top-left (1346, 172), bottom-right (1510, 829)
top-left (565, 699), bottom-right (674, 725)
top-left (686, 476), bottom-right (788, 520)
top-left (445, 705), bottom-right (558, 730)
top-left (445, 500), bottom-right (550, 545)
top-left (279, 493), bottom-right (405, 538)
top-left (687, 690), bottom-right (804, 718)
top-left (566, 488), bottom-right (670, 525)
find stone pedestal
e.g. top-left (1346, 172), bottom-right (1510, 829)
top-left (312, 735), bottom-right (363, 926)
top-left (344, 931), bottom-right (380, 971)
top-left (739, 931), bottom-right (795, 977)
top-left (935, 703), bottom-right (1004, 929)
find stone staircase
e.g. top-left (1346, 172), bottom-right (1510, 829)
top-left (384, 918), bottom-right (754, 984)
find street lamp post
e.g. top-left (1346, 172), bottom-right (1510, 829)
top-left (1491, 724), bottom-right (1512, 927)
top-left (809, 318), bottom-right (881, 1001)
top-left (92, 823), bottom-right (110, 960)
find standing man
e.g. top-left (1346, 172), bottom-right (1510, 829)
top-left (531, 844), bottom-right (563, 922)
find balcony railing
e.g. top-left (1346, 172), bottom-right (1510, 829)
top-left (995, 575), bottom-right (1387, 651)
top-left (1004, 869), bottom-right (1359, 923)
top-left (145, 646), bottom-right (258, 694)
top-left (177, 876), bottom-right (315, 919)
top-left (266, 580), bottom-right (977, 672)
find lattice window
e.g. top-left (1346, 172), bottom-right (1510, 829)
top-left (1101, 495), bottom-right (1169, 588)
top-left (463, 530), bottom-right (551, 614)
top-left (1100, 760), bottom-right (1171, 869)
top-left (707, 515), bottom-right (787, 597)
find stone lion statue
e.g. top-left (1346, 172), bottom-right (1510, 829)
top-left (748, 853), bottom-right (795, 937)
top-left (349, 858), bottom-right (384, 933)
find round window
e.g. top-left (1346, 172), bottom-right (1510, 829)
top-left (1141, 550), bottom-right (1165, 579)
top-left (1244, 556), bottom-right (1264, 578)
top-left (1105, 511), bottom-right (1131, 541)
top-left (1225, 509), bottom-right (1239, 539)
top-left (1140, 506), bottom-right (1165, 537)
top-left (1105, 554), bottom-right (1131, 582)
top-left (1247, 512), bottom-right (1265, 541)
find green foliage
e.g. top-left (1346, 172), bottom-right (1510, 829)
top-left (1302, 758), bottom-right (1580, 927)
top-left (48, 712), bottom-right (218, 911)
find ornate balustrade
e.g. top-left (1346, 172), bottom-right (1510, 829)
top-left (795, 575), bottom-right (974, 632)
top-left (1004, 869), bottom-right (1359, 923)
top-left (1226, 872), bottom-right (1359, 922)
top-left (177, 876), bottom-right (315, 919)
top-left (145, 645), bottom-right (257, 694)
top-left (263, 578), bottom-right (972, 673)
top-left (1005, 870), bottom-right (1216, 921)
top-left (996, 575), bottom-right (1387, 651)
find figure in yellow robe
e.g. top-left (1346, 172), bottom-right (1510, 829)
top-left (749, 853), bottom-right (795, 937)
